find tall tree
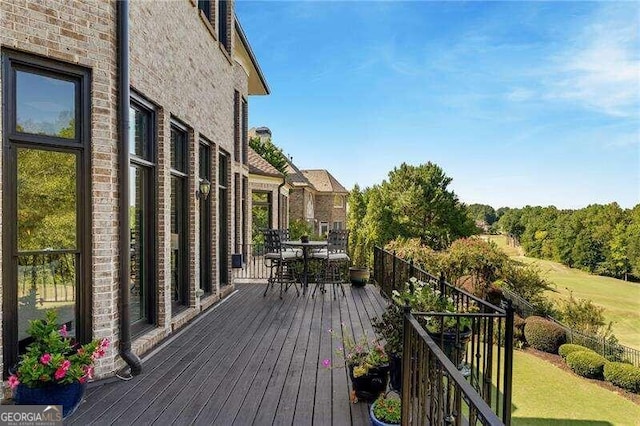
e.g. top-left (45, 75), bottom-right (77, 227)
top-left (249, 136), bottom-right (288, 176)
top-left (381, 162), bottom-right (475, 249)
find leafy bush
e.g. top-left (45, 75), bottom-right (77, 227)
top-left (558, 343), bottom-right (596, 359)
top-left (557, 292), bottom-right (612, 337)
top-left (492, 314), bottom-right (526, 347)
top-left (566, 351), bottom-right (607, 379)
top-left (523, 316), bottom-right (566, 353)
top-left (604, 362), bottom-right (640, 393)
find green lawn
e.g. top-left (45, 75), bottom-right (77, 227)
top-left (511, 350), bottom-right (640, 425)
top-left (482, 235), bottom-right (640, 350)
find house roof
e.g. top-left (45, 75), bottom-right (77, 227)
top-left (233, 18), bottom-right (270, 95)
top-left (248, 147), bottom-right (283, 177)
top-left (285, 159), bottom-right (312, 187)
top-left (301, 169), bottom-right (349, 194)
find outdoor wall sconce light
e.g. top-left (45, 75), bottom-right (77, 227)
top-left (197, 178), bottom-right (211, 200)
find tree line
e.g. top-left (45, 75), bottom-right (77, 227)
top-left (481, 203), bottom-right (640, 280)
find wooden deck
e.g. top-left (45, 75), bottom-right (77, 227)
top-left (69, 283), bottom-right (388, 425)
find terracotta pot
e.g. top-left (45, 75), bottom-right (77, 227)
top-left (349, 267), bottom-right (370, 287)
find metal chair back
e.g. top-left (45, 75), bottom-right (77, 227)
top-left (327, 229), bottom-right (349, 254)
top-left (263, 229), bottom-right (284, 254)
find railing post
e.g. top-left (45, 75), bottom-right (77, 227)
top-left (401, 302), bottom-right (412, 426)
top-left (392, 250), bottom-right (397, 292)
top-left (439, 271), bottom-right (446, 297)
top-left (379, 247), bottom-right (385, 294)
top-left (503, 300), bottom-right (514, 425)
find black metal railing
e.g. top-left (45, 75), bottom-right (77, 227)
top-left (232, 244), bottom-right (272, 280)
top-left (374, 246), bottom-right (514, 425)
top-left (402, 309), bottom-right (505, 425)
top-left (502, 287), bottom-right (640, 366)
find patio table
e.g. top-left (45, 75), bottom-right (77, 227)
top-left (282, 240), bottom-right (327, 295)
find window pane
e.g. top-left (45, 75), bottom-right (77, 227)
top-left (17, 149), bottom-right (77, 251)
top-left (252, 192), bottom-right (269, 203)
top-left (129, 105), bottom-right (151, 160)
top-left (16, 71), bottom-right (76, 139)
top-left (18, 253), bottom-right (76, 341)
top-left (171, 176), bottom-right (187, 304)
top-left (130, 165), bottom-right (147, 323)
top-left (171, 127), bottom-right (187, 172)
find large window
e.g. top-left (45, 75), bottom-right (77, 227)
top-left (199, 141), bottom-right (212, 295)
top-left (218, 152), bottom-right (230, 287)
top-left (218, 0), bottom-right (230, 53)
top-left (170, 124), bottom-right (189, 309)
top-left (252, 191), bottom-right (272, 245)
top-left (197, 0), bottom-right (211, 21)
top-left (2, 50), bottom-right (91, 373)
top-left (241, 98), bottom-right (248, 165)
top-left (129, 97), bottom-right (156, 334)
top-left (334, 195), bottom-right (344, 208)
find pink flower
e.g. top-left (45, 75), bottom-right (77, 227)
top-left (54, 368), bottom-right (66, 380)
top-left (40, 353), bottom-right (52, 365)
top-left (61, 360), bottom-right (71, 371)
top-left (59, 324), bottom-right (68, 337)
top-left (8, 375), bottom-right (20, 390)
top-left (82, 365), bottom-right (94, 379)
top-left (322, 359), bottom-right (331, 368)
top-left (100, 338), bottom-right (110, 349)
top-left (78, 376), bottom-right (87, 384)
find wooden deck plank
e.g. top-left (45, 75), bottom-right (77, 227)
top-left (120, 289), bottom-right (279, 425)
top-left (66, 284), bottom-right (388, 426)
top-left (153, 288), bottom-right (285, 424)
top-left (291, 289), bottom-right (326, 425)
top-left (250, 293), bottom-right (312, 425)
top-left (331, 285), bottom-right (353, 425)
top-left (342, 285), bottom-right (371, 425)
top-left (69, 291), bottom-right (250, 425)
top-left (312, 291), bottom-right (334, 426)
top-left (270, 287), bottom-right (318, 425)
top-left (209, 296), bottom-right (301, 424)
top-left (229, 293), bottom-right (306, 425)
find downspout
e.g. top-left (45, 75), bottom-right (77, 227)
top-left (277, 177), bottom-right (286, 228)
top-left (117, 0), bottom-right (142, 376)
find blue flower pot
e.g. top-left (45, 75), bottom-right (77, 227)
top-left (14, 382), bottom-right (86, 418)
top-left (369, 401), bottom-right (400, 426)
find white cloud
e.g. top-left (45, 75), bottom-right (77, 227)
top-left (548, 5), bottom-right (640, 117)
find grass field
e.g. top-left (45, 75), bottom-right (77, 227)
top-left (481, 235), bottom-right (640, 349)
top-left (511, 350), bottom-right (640, 425)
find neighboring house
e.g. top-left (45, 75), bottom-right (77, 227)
top-left (301, 170), bottom-right (349, 235)
top-left (247, 147), bottom-right (290, 242)
top-left (286, 160), bottom-right (349, 236)
top-left (0, 0), bottom-right (268, 380)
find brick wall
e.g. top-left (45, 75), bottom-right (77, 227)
top-left (289, 188), bottom-right (305, 224)
top-left (0, 0), bottom-right (120, 378)
top-left (1, 0), bottom-right (252, 381)
top-left (315, 193), bottom-right (347, 228)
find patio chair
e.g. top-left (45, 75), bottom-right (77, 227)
top-left (310, 229), bottom-right (350, 299)
top-left (263, 229), bottom-right (300, 299)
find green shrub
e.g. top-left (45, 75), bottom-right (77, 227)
top-left (604, 362), bottom-right (640, 393)
top-left (524, 317), bottom-right (566, 353)
top-left (558, 343), bottom-right (596, 359)
top-left (566, 351), bottom-right (608, 379)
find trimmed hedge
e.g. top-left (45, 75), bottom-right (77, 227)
top-left (604, 362), bottom-right (640, 393)
top-left (566, 351), bottom-right (608, 379)
top-left (558, 343), bottom-right (596, 359)
top-left (524, 317), bottom-right (566, 353)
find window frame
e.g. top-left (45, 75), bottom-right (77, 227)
top-left (333, 194), bottom-right (344, 208)
top-left (199, 139), bottom-right (212, 295)
top-left (129, 94), bottom-right (158, 335)
top-left (2, 49), bottom-right (92, 375)
top-left (169, 121), bottom-right (190, 310)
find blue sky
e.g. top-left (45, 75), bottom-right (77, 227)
top-left (236, 1), bottom-right (639, 209)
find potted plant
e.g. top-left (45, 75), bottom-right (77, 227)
top-left (370, 394), bottom-right (401, 426)
top-left (6, 310), bottom-right (110, 418)
top-left (324, 327), bottom-right (389, 402)
top-left (390, 277), bottom-right (477, 368)
top-left (372, 304), bottom-right (404, 392)
top-left (349, 266), bottom-right (370, 287)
